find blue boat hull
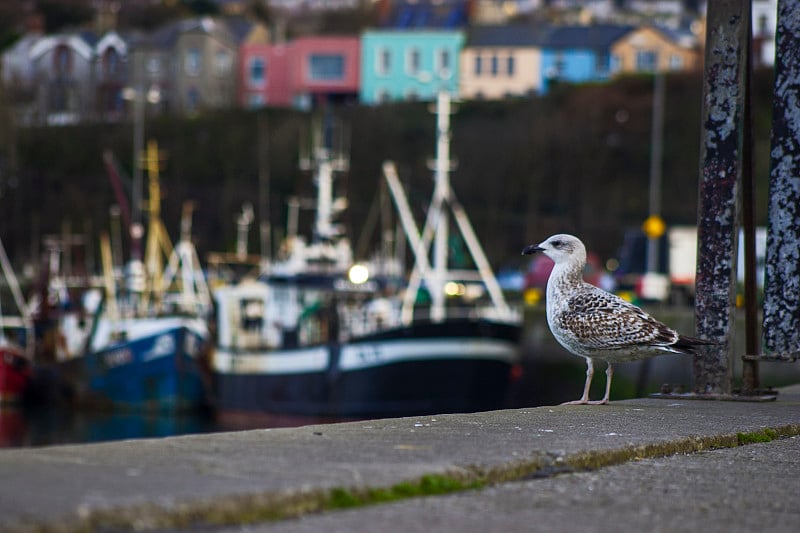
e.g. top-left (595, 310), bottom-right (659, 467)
top-left (83, 326), bottom-right (209, 412)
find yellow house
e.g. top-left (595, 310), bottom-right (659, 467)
top-left (610, 26), bottom-right (701, 74)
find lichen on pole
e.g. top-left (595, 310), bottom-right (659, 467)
top-left (763, 0), bottom-right (800, 361)
top-left (694, 0), bottom-right (751, 394)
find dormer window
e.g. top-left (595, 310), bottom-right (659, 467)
top-left (103, 48), bottom-right (119, 77)
top-left (54, 45), bottom-right (71, 76)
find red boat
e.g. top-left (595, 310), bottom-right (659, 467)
top-left (0, 342), bottom-right (31, 405)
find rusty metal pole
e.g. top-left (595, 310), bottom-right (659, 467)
top-left (763, 0), bottom-right (800, 362)
top-left (740, 5), bottom-right (759, 394)
top-left (694, 0), bottom-right (751, 394)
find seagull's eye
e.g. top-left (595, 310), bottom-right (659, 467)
top-left (551, 240), bottom-right (563, 248)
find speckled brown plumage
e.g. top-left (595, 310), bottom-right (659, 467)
top-left (522, 234), bottom-right (714, 405)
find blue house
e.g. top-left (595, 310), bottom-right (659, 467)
top-left (360, 29), bottom-right (465, 104)
top-left (539, 25), bottom-right (634, 94)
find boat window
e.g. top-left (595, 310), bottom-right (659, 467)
top-left (240, 298), bottom-right (264, 330)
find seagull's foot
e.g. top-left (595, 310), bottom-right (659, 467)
top-left (560, 399), bottom-right (590, 405)
top-left (587, 399), bottom-right (610, 405)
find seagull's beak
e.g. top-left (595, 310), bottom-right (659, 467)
top-left (522, 244), bottom-right (544, 255)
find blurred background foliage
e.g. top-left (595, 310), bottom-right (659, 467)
top-left (0, 69), bottom-right (775, 274)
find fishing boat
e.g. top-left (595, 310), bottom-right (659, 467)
top-left (0, 235), bottom-right (33, 406)
top-left (0, 342), bottom-right (30, 406)
top-left (212, 95), bottom-right (522, 418)
top-left (57, 142), bottom-right (212, 412)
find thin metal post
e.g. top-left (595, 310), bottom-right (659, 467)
top-left (646, 72), bottom-right (665, 273)
top-left (694, 0), bottom-right (751, 394)
top-left (740, 6), bottom-right (759, 393)
top-left (130, 54), bottom-right (145, 262)
top-left (763, 0), bottom-right (800, 361)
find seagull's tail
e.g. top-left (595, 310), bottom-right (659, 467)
top-left (673, 335), bottom-right (718, 355)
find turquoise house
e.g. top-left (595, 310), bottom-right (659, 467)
top-left (360, 30), bottom-right (465, 104)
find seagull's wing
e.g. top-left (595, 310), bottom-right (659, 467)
top-left (556, 285), bottom-right (680, 351)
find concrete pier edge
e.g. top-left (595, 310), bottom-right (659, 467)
top-left (3, 391), bottom-right (800, 533)
top-left (58, 431), bottom-right (800, 532)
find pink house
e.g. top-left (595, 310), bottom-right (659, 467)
top-left (239, 36), bottom-right (359, 109)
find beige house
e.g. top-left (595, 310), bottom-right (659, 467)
top-left (460, 26), bottom-right (548, 100)
top-left (610, 26), bottom-right (701, 74)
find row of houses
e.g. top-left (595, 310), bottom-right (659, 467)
top-left (1, 15), bottom-right (702, 125)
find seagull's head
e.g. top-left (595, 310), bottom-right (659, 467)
top-left (522, 234), bottom-right (586, 266)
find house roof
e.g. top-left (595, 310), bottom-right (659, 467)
top-left (129, 16), bottom-right (242, 50)
top-left (221, 16), bottom-right (259, 44)
top-left (380, 0), bottom-right (470, 29)
top-left (465, 25), bottom-right (552, 47)
top-left (543, 24), bottom-right (635, 50)
top-left (29, 31), bottom-right (97, 61)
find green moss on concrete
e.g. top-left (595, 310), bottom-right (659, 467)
top-left (326, 474), bottom-right (485, 511)
top-left (737, 428), bottom-right (779, 445)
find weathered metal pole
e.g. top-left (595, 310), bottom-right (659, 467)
top-left (694, 0), bottom-right (751, 394)
top-left (740, 5), bottom-right (760, 393)
top-left (762, 0), bottom-right (800, 362)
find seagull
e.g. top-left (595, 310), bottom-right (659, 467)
top-left (522, 234), bottom-right (714, 405)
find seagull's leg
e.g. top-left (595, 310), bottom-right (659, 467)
top-left (561, 357), bottom-right (593, 405)
top-left (589, 362), bottom-right (613, 405)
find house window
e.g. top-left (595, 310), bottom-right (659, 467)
top-left (146, 55), bottom-right (161, 74)
top-left (490, 55), bottom-right (499, 76)
top-left (249, 56), bottom-right (266, 87)
top-left (758, 14), bottom-right (768, 35)
top-left (50, 83), bottom-right (76, 112)
top-left (436, 48), bottom-right (451, 78)
top-left (103, 48), bottom-right (119, 77)
top-left (474, 55), bottom-right (482, 76)
top-left (507, 55), bottom-right (515, 76)
top-left (547, 54), bottom-right (566, 80)
top-left (635, 50), bottom-right (658, 72)
top-left (54, 45), bottom-right (71, 76)
top-left (187, 86), bottom-right (200, 112)
top-left (215, 50), bottom-right (232, 76)
top-left (669, 54), bottom-right (683, 70)
top-left (610, 54), bottom-right (622, 73)
top-left (376, 47), bottom-right (391, 75)
top-left (309, 54), bottom-right (345, 81)
top-left (596, 53), bottom-right (610, 75)
top-left (406, 47), bottom-right (421, 75)
top-left (185, 48), bottom-right (201, 76)
top-left (248, 93), bottom-right (265, 108)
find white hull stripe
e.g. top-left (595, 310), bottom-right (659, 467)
top-left (340, 338), bottom-right (517, 371)
top-left (213, 347), bottom-right (329, 375)
top-left (212, 338), bottom-right (517, 375)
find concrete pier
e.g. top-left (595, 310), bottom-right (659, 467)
top-left (1, 386), bottom-right (799, 532)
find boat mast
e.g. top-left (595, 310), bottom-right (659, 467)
top-left (383, 91), bottom-right (515, 323)
top-left (162, 202), bottom-right (211, 315)
top-left (141, 139), bottom-right (174, 312)
top-left (431, 91), bottom-right (452, 322)
top-left (297, 113), bottom-right (349, 255)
